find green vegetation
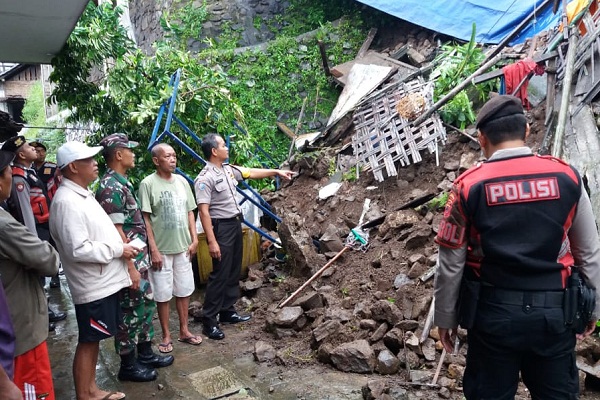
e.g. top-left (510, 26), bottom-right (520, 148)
top-left (49, 0), bottom-right (367, 184)
top-left (427, 192), bottom-right (450, 210)
top-left (21, 82), bottom-right (65, 162)
top-left (432, 24), bottom-right (496, 129)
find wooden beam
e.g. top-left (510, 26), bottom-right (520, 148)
top-left (356, 28), bottom-right (377, 59)
top-left (276, 122), bottom-right (296, 139)
top-left (472, 51), bottom-right (558, 85)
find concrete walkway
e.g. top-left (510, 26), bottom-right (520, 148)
top-left (46, 276), bottom-right (367, 400)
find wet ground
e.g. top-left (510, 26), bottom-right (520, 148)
top-left (46, 276), bottom-right (368, 400)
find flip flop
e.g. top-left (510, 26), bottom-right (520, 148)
top-left (158, 341), bottom-right (173, 353)
top-left (101, 391), bottom-right (126, 400)
top-left (178, 335), bottom-right (203, 345)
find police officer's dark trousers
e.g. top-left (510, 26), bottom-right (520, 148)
top-left (202, 217), bottom-right (243, 326)
top-left (463, 288), bottom-right (578, 400)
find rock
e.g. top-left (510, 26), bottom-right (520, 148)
top-left (430, 326), bottom-right (441, 341)
top-left (188, 301), bottom-right (202, 318)
top-left (240, 277), bottom-right (263, 291)
top-left (330, 339), bottom-right (376, 373)
top-left (459, 152), bottom-right (479, 172)
top-left (393, 274), bottom-right (411, 289)
top-left (317, 342), bottom-right (334, 364)
top-left (421, 338), bottom-right (437, 361)
top-left (411, 296), bottom-right (432, 320)
top-left (395, 320), bottom-right (419, 331)
top-left (408, 253), bottom-right (426, 265)
top-left (254, 341), bottom-right (276, 362)
top-left (324, 307), bottom-right (353, 322)
top-left (407, 261), bottom-right (427, 279)
top-left (274, 328), bottom-right (296, 339)
top-left (391, 249), bottom-right (401, 260)
top-left (399, 349), bottom-right (421, 369)
top-left (157, 383), bottom-right (164, 390)
top-left (404, 224), bottom-right (432, 250)
top-left (447, 363), bottom-right (465, 379)
top-left (376, 349), bottom-right (400, 374)
top-left (443, 160), bottom-right (460, 171)
top-left (369, 322), bottom-right (389, 343)
top-left (388, 387), bottom-right (408, 400)
top-left (439, 387), bottom-right (451, 398)
top-left (404, 331), bottom-right (420, 354)
top-left (274, 306), bottom-right (303, 327)
top-left (370, 300), bottom-right (402, 325)
top-left (438, 376), bottom-right (457, 389)
top-left (446, 171), bottom-right (456, 182)
top-left (437, 179), bottom-right (453, 192)
top-left (292, 291), bottom-right (324, 310)
top-left (362, 379), bottom-right (387, 400)
top-left (410, 369), bottom-right (432, 383)
top-left (353, 302), bottom-right (373, 319)
top-left (427, 253), bottom-right (438, 266)
top-left (360, 319), bottom-right (378, 330)
top-left (378, 210), bottom-right (421, 238)
top-left (312, 320), bottom-right (341, 343)
top-left (319, 223), bottom-right (345, 253)
top-left (278, 214), bottom-right (319, 277)
top-left (382, 328), bottom-right (404, 354)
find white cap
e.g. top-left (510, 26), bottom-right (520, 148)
top-left (56, 141), bottom-right (103, 169)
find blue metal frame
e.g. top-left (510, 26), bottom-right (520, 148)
top-left (148, 69), bottom-right (282, 243)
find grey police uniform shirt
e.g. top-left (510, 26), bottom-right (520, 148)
top-left (194, 162), bottom-right (243, 219)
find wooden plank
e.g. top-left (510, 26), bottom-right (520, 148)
top-left (276, 122), bottom-right (296, 139)
top-left (330, 50), bottom-right (416, 86)
top-left (472, 51), bottom-right (558, 85)
top-left (356, 28), bottom-right (377, 59)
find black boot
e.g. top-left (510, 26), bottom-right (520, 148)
top-left (118, 352), bottom-right (157, 382)
top-left (137, 341), bottom-right (174, 368)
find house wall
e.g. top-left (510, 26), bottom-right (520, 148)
top-left (128, 0), bottom-right (290, 54)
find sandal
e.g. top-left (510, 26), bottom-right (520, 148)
top-left (101, 391), bottom-right (126, 400)
top-left (177, 335), bottom-right (202, 345)
top-left (158, 341), bottom-right (173, 353)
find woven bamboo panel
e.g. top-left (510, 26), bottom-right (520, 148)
top-left (352, 78), bottom-right (446, 182)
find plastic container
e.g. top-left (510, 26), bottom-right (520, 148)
top-left (196, 227), bottom-right (261, 284)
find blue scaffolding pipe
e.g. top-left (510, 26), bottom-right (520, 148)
top-left (148, 70), bottom-right (284, 242)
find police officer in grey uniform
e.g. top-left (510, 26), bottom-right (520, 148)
top-left (194, 133), bottom-right (294, 340)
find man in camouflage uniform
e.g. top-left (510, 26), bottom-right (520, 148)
top-left (96, 133), bottom-right (174, 382)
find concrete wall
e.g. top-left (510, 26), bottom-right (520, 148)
top-left (129, 0), bottom-right (290, 54)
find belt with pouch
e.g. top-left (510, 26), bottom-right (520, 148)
top-left (480, 286), bottom-right (564, 308)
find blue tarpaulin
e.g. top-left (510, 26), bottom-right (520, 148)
top-left (355, 0), bottom-right (564, 44)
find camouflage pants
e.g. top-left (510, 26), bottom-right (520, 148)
top-left (115, 275), bottom-right (156, 355)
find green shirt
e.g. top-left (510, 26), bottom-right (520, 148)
top-left (139, 173), bottom-right (196, 254)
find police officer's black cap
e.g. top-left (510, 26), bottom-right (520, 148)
top-left (1, 135), bottom-right (27, 153)
top-left (0, 150), bottom-right (15, 171)
top-left (475, 95), bottom-right (524, 130)
top-left (29, 141), bottom-right (47, 151)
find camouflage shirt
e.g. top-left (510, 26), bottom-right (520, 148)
top-left (95, 168), bottom-right (150, 273)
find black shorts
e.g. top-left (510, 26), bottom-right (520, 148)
top-left (74, 291), bottom-right (122, 343)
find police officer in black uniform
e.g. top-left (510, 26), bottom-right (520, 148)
top-left (194, 133), bottom-right (294, 340)
top-left (434, 95), bottom-right (600, 399)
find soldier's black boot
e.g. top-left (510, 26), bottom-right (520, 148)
top-left (118, 352), bottom-right (157, 382)
top-left (137, 341), bottom-right (174, 368)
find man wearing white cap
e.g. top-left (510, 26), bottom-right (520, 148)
top-left (49, 141), bottom-right (141, 400)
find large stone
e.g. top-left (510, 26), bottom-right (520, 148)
top-left (312, 320), bottom-right (341, 343)
top-left (353, 301), bottom-right (373, 319)
top-left (410, 370), bottom-right (432, 383)
top-left (370, 300), bottom-right (402, 325)
top-left (408, 253), bottom-right (426, 265)
top-left (369, 322), bottom-right (388, 343)
top-left (459, 152), bottom-right (479, 172)
top-left (362, 379), bottom-right (387, 400)
top-left (330, 339), bottom-right (376, 373)
top-left (359, 319), bottom-right (377, 330)
top-left (292, 291), bottom-right (324, 310)
top-left (378, 210), bottom-right (421, 238)
top-left (273, 306), bottom-right (303, 327)
top-left (324, 307), bottom-right (353, 322)
top-left (376, 349), bottom-right (400, 374)
top-left (278, 214), bottom-right (320, 277)
top-left (395, 319), bottom-right (419, 331)
top-left (393, 274), bottom-right (411, 289)
top-left (254, 341), bottom-right (276, 362)
top-left (404, 224), bottom-right (432, 250)
top-left (404, 331), bottom-right (421, 354)
top-left (421, 337), bottom-right (437, 361)
top-left (382, 328), bottom-right (404, 355)
top-left (319, 223), bottom-right (345, 253)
